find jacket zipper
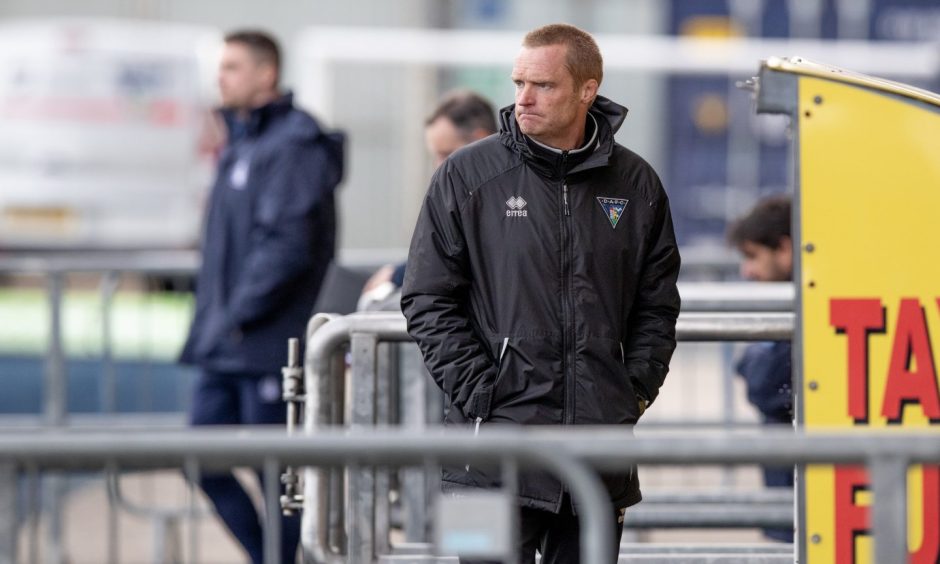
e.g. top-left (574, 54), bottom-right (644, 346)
top-left (559, 151), bottom-right (575, 427)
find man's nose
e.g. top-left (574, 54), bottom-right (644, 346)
top-left (517, 84), bottom-right (534, 105)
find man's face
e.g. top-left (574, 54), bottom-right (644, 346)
top-left (425, 117), bottom-right (466, 168)
top-left (738, 239), bottom-right (793, 282)
top-left (511, 44), bottom-right (594, 147)
top-left (218, 42), bottom-right (273, 110)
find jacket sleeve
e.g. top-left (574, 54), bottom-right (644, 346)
top-left (623, 187), bottom-right (681, 405)
top-left (227, 140), bottom-right (336, 328)
top-left (400, 165), bottom-right (498, 420)
top-left (735, 342), bottom-right (793, 420)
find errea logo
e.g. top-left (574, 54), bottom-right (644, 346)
top-left (506, 196), bottom-right (528, 217)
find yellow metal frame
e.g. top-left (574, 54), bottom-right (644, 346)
top-left (764, 56), bottom-right (940, 563)
top-left (766, 56), bottom-right (940, 108)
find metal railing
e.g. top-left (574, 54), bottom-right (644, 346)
top-left (678, 281), bottom-right (792, 312)
top-left (0, 251), bottom-right (201, 564)
top-left (625, 489), bottom-right (794, 528)
top-left (0, 252), bottom-right (795, 562)
top-left (0, 428), bottom-right (937, 564)
top-left (286, 310), bottom-right (797, 562)
top-left (0, 247), bottom-right (793, 426)
top-left (0, 250), bottom-right (199, 425)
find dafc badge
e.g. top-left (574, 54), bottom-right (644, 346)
top-left (506, 196), bottom-right (528, 217)
top-left (596, 197), bottom-right (628, 229)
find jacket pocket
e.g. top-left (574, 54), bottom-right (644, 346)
top-left (491, 337), bottom-right (510, 400)
top-left (576, 337), bottom-right (640, 424)
top-left (471, 337), bottom-right (511, 430)
top-left (464, 338), bottom-right (510, 473)
top-left (487, 337), bottom-right (561, 424)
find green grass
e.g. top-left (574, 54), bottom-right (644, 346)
top-left (0, 288), bottom-right (194, 361)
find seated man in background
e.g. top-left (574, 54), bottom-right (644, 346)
top-left (727, 195), bottom-right (794, 543)
top-left (359, 90), bottom-right (496, 308)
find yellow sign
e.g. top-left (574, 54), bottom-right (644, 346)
top-left (774, 61), bottom-right (940, 563)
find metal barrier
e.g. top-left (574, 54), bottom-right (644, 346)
top-left (288, 310), bottom-right (797, 562)
top-left (678, 282), bottom-right (792, 312)
top-left (1, 428), bottom-right (938, 564)
top-left (626, 489), bottom-right (793, 528)
top-left (378, 542), bottom-right (795, 563)
top-left (0, 247), bottom-right (792, 426)
top-left (105, 465), bottom-right (211, 563)
top-left (0, 252), bottom-right (794, 562)
top-left (0, 251), bottom-right (200, 564)
top-left (0, 251), bottom-right (198, 424)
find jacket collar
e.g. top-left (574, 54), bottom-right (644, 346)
top-left (221, 91), bottom-right (296, 141)
top-left (498, 95), bottom-right (629, 179)
top-left (525, 113), bottom-right (599, 156)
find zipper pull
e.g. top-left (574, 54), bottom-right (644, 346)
top-left (466, 416), bottom-right (484, 472)
top-left (563, 183), bottom-right (570, 216)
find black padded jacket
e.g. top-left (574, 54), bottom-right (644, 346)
top-left (401, 95), bottom-right (680, 512)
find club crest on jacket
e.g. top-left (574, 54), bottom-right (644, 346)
top-left (597, 197), bottom-right (628, 229)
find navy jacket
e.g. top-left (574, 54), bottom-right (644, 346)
top-left (735, 341), bottom-right (793, 423)
top-left (735, 340), bottom-right (794, 542)
top-left (181, 93), bottom-right (344, 374)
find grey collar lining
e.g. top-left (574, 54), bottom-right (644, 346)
top-left (526, 113), bottom-right (599, 155)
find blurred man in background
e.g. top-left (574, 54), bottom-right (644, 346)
top-left (180, 29), bottom-right (344, 563)
top-left (728, 195), bottom-right (794, 542)
top-left (403, 24), bottom-right (680, 563)
top-left (360, 90), bottom-right (497, 303)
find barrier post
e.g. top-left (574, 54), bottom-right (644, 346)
top-left (871, 455), bottom-right (908, 564)
top-left (348, 333), bottom-right (379, 561)
top-left (0, 463), bottom-right (16, 564)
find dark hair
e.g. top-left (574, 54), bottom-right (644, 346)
top-left (523, 23), bottom-right (603, 88)
top-left (425, 90), bottom-right (497, 141)
top-left (224, 30), bottom-right (281, 84)
top-left (727, 195), bottom-right (792, 249)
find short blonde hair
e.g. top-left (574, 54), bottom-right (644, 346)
top-left (523, 23), bottom-right (603, 89)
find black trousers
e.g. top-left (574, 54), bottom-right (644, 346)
top-left (460, 494), bottom-right (625, 564)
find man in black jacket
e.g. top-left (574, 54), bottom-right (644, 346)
top-left (401, 23), bottom-right (680, 564)
top-left (180, 30), bottom-right (344, 564)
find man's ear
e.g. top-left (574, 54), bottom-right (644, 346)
top-left (259, 63), bottom-right (278, 92)
top-left (580, 78), bottom-right (598, 105)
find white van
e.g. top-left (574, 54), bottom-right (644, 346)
top-left (0, 18), bottom-right (222, 250)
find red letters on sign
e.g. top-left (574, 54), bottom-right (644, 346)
top-left (832, 465), bottom-right (940, 563)
top-left (830, 298), bottom-right (940, 424)
top-left (834, 466), bottom-right (870, 563)
top-left (830, 299), bottom-right (885, 423)
top-left (828, 297), bottom-right (940, 562)
top-left (882, 299), bottom-right (940, 423)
